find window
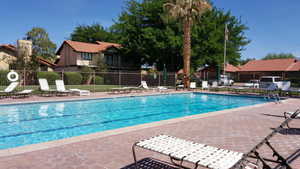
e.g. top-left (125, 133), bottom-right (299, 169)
top-left (105, 55), bottom-right (113, 65)
top-left (274, 78), bottom-right (281, 82)
top-left (260, 78), bottom-right (273, 82)
top-left (81, 53), bottom-right (92, 60)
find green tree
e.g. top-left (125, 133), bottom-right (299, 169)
top-left (191, 9), bottom-right (250, 68)
top-left (262, 53), bottom-right (295, 60)
top-left (70, 24), bottom-right (116, 43)
top-left (111, 0), bottom-right (249, 74)
top-left (25, 27), bottom-right (57, 60)
top-left (164, 0), bottom-right (211, 87)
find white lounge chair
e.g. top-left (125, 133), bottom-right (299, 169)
top-left (69, 89), bottom-right (90, 96)
top-left (141, 81), bottom-right (168, 92)
top-left (38, 79), bottom-right (57, 96)
top-left (202, 81), bottom-right (209, 90)
top-left (55, 80), bottom-right (71, 96)
top-left (0, 82), bottom-right (19, 98)
top-left (284, 110), bottom-right (300, 128)
top-left (13, 89), bottom-right (33, 98)
top-left (132, 111), bottom-right (299, 169)
top-left (190, 82), bottom-right (196, 90)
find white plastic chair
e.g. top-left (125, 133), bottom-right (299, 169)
top-left (202, 81), bottom-right (208, 90)
top-left (190, 82), bottom-right (196, 89)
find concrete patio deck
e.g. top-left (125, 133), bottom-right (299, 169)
top-left (0, 92), bottom-right (299, 169)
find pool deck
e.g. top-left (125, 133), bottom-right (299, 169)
top-left (0, 91), bottom-right (299, 169)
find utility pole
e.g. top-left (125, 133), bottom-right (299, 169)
top-left (223, 23), bottom-right (228, 75)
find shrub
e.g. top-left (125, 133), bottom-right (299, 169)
top-left (0, 70), bottom-right (10, 86)
top-left (94, 76), bottom-right (104, 85)
top-left (64, 72), bottom-right (82, 85)
top-left (287, 77), bottom-right (300, 87)
top-left (37, 72), bottom-right (60, 85)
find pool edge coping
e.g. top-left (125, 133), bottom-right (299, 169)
top-left (0, 98), bottom-right (284, 158)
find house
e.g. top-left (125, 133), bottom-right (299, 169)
top-left (237, 58), bottom-right (300, 82)
top-left (36, 56), bottom-right (56, 71)
top-left (0, 40), bottom-right (55, 71)
top-left (55, 40), bottom-right (138, 71)
top-left (0, 44), bottom-right (17, 70)
top-left (197, 64), bottom-right (240, 80)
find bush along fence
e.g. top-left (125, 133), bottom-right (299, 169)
top-left (0, 70), bottom-right (177, 93)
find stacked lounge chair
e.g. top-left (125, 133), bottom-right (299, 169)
top-left (132, 110), bottom-right (300, 169)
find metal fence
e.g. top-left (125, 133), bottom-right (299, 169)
top-left (0, 70), bottom-right (177, 92)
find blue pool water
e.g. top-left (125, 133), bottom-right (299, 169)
top-left (0, 93), bottom-right (269, 149)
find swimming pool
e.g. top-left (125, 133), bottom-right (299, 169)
top-left (0, 93), bottom-right (269, 149)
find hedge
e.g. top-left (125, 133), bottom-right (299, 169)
top-left (287, 78), bottom-right (300, 87)
top-left (94, 76), bottom-right (104, 85)
top-left (64, 72), bottom-right (82, 85)
top-left (37, 72), bottom-right (60, 85)
top-left (0, 70), bottom-right (10, 86)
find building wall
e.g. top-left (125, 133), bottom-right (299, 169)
top-left (0, 50), bottom-right (16, 70)
top-left (57, 43), bottom-right (78, 66)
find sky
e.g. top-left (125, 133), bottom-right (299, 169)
top-left (1, 0), bottom-right (300, 59)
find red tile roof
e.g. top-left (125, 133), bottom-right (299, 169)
top-left (36, 56), bottom-right (56, 67)
top-left (61, 40), bottom-right (121, 54)
top-left (0, 44), bottom-right (17, 52)
top-left (225, 64), bottom-right (240, 72)
top-left (239, 58), bottom-right (300, 72)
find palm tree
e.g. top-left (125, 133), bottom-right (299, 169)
top-left (164, 0), bottom-right (211, 87)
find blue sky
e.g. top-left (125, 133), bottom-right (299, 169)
top-left (1, 0), bottom-right (299, 59)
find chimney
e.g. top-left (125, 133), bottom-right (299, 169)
top-left (17, 40), bottom-right (32, 63)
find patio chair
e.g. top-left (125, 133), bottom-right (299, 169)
top-left (69, 89), bottom-right (90, 96)
top-left (283, 109), bottom-right (300, 128)
top-left (141, 81), bottom-right (169, 92)
top-left (201, 81), bottom-right (209, 90)
top-left (55, 80), bottom-right (71, 96)
top-left (190, 82), bottom-right (196, 90)
top-left (0, 82), bottom-right (19, 98)
top-left (132, 110), bottom-right (300, 169)
top-left (110, 87), bottom-right (135, 94)
top-left (12, 89), bottom-right (33, 99)
top-left (38, 79), bottom-right (57, 96)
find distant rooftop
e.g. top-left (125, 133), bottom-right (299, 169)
top-left (56, 40), bottom-right (121, 54)
top-left (239, 58), bottom-right (300, 72)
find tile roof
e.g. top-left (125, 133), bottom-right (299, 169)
top-left (0, 44), bottom-right (17, 52)
top-left (239, 58), bottom-right (300, 72)
top-left (36, 56), bottom-right (56, 67)
top-left (61, 40), bottom-right (121, 54)
top-left (225, 64), bottom-right (240, 72)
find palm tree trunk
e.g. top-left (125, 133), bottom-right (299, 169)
top-left (183, 19), bottom-right (191, 88)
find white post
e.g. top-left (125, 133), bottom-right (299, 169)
top-left (224, 23), bottom-right (228, 75)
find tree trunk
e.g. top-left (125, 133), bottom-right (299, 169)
top-left (183, 19), bottom-right (191, 88)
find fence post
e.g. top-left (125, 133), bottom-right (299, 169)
top-left (158, 72), bottom-right (161, 86)
top-left (61, 70), bottom-right (64, 81)
top-left (119, 71), bottom-right (121, 87)
top-left (174, 73), bottom-right (177, 87)
top-left (23, 68), bottom-right (26, 89)
top-left (93, 71), bottom-right (96, 93)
